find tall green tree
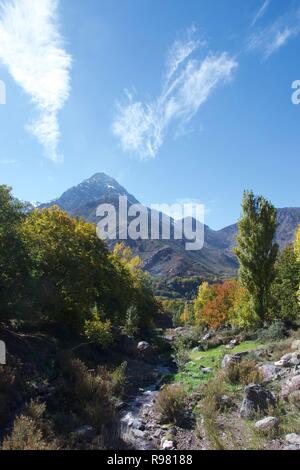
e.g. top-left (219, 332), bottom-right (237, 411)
top-left (0, 186), bottom-right (29, 316)
top-left (270, 245), bottom-right (300, 321)
top-left (295, 225), bottom-right (300, 305)
top-left (234, 191), bottom-right (278, 323)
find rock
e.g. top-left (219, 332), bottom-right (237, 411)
top-left (221, 352), bottom-right (248, 369)
top-left (153, 429), bottom-right (163, 438)
top-left (254, 416), bottom-right (279, 433)
top-left (274, 351), bottom-right (300, 367)
top-left (253, 349), bottom-right (268, 360)
top-left (285, 433), bottom-right (300, 446)
top-left (291, 340), bottom-right (300, 350)
top-left (192, 347), bottom-right (199, 352)
top-left (202, 333), bottom-right (213, 341)
top-left (132, 429), bottom-right (146, 439)
top-left (283, 444), bottom-right (300, 450)
top-left (226, 339), bottom-right (239, 349)
top-left (137, 341), bottom-right (150, 353)
top-left (162, 440), bottom-right (174, 450)
top-left (259, 364), bottom-right (281, 382)
top-left (73, 425), bottom-right (95, 440)
top-left (219, 394), bottom-right (233, 410)
top-left (199, 365), bottom-right (213, 373)
top-left (281, 374), bottom-right (300, 400)
top-left (240, 384), bottom-right (276, 419)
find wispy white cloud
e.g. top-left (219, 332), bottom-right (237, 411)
top-left (0, 0), bottom-right (72, 161)
top-left (251, 0), bottom-right (270, 27)
top-left (112, 28), bottom-right (237, 159)
top-left (248, 5), bottom-right (300, 58)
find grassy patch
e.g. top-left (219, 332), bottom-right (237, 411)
top-left (173, 340), bottom-right (263, 391)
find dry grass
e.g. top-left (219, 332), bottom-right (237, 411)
top-left (224, 360), bottom-right (263, 386)
top-left (155, 384), bottom-right (186, 424)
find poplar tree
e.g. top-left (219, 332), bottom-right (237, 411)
top-left (234, 191), bottom-right (278, 323)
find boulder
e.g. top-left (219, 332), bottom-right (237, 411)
top-left (254, 416), bottom-right (279, 433)
top-left (225, 339), bottom-right (239, 349)
top-left (285, 433), bottom-right (300, 446)
top-left (291, 340), bottom-right (300, 350)
top-left (281, 374), bottom-right (300, 400)
top-left (221, 352), bottom-right (248, 369)
top-left (162, 440), bottom-right (174, 450)
top-left (137, 341), bottom-right (150, 353)
top-left (202, 333), bottom-right (213, 341)
top-left (240, 384), bottom-right (276, 419)
top-left (259, 364), bottom-right (281, 382)
top-left (274, 351), bottom-right (300, 367)
top-left (199, 365), bottom-right (213, 374)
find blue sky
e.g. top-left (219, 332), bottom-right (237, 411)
top-left (0, 0), bottom-right (299, 229)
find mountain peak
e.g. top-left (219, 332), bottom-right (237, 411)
top-left (40, 172), bottom-right (139, 214)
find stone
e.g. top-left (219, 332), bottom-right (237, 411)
top-left (281, 374), bottom-right (300, 400)
top-left (259, 364), bottom-right (281, 382)
top-left (192, 347), bottom-right (199, 352)
top-left (137, 341), bottom-right (150, 353)
top-left (283, 444), bottom-right (300, 450)
top-left (153, 429), bottom-right (163, 438)
top-left (291, 340), bottom-right (300, 350)
top-left (226, 339), bottom-right (239, 349)
top-left (240, 384), bottom-right (276, 419)
top-left (285, 433), bottom-right (300, 446)
top-left (199, 365), bottom-right (213, 373)
top-left (254, 416), bottom-right (279, 432)
top-left (132, 429), bottom-right (146, 439)
top-left (274, 351), bottom-right (300, 367)
top-left (202, 333), bottom-right (213, 341)
top-left (219, 394), bottom-right (233, 410)
top-left (162, 440), bottom-right (174, 450)
top-left (73, 425), bottom-right (95, 440)
top-left (221, 352), bottom-right (248, 369)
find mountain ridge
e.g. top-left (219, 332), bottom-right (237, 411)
top-left (36, 173), bottom-right (300, 281)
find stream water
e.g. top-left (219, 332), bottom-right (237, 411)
top-left (120, 365), bottom-right (171, 450)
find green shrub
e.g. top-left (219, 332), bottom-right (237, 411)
top-left (155, 384), bottom-right (186, 424)
top-left (258, 321), bottom-right (287, 342)
top-left (84, 307), bottom-right (114, 349)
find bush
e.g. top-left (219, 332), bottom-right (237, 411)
top-left (53, 355), bottom-right (121, 448)
top-left (0, 365), bottom-right (18, 426)
top-left (258, 321), bottom-right (287, 342)
top-left (155, 384), bottom-right (186, 424)
top-left (172, 337), bottom-right (190, 369)
top-left (84, 307), bottom-right (114, 348)
top-left (2, 415), bottom-right (52, 450)
top-left (196, 375), bottom-right (227, 450)
top-left (224, 360), bottom-right (263, 386)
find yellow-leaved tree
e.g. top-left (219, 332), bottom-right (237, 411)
top-left (193, 282), bottom-right (213, 325)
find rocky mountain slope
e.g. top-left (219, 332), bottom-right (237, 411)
top-left (38, 173), bottom-right (300, 281)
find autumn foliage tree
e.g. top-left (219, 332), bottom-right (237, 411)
top-left (200, 280), bottom-right (241, 329)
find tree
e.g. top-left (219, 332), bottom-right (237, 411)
top-left (23, 207), bottom-right (133, 330)
top-left (201, 280), bottom-right (240, 329)
top-left (194, 282), bottom-right (213, 325)
top-left (270, 245), bottom-right (300, 321)
top-left (0, 186), bottom-right (29, 316)
top-left (294, 225), bottom-right (300, 305)
top-left (234, 191), bottom-right (278, 323)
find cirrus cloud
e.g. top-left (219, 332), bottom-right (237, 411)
top-left (0, 0), bottom-right (72, 161)
top-left (112, 28), bottom-right (237, 160)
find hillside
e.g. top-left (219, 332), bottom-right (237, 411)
top-left (38, 173), bottom-right (300, 281)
